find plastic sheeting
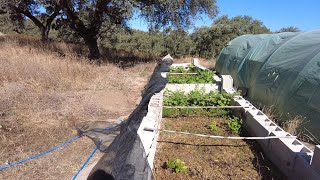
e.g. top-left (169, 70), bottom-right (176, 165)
top-left (216, 30), bottom-right (320, 139)
top-left (85, 57), bottom-right (172, 180)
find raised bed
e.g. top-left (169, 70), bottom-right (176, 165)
top-left (167, 65), bottom-right (215, 84)
top-left (153, 89), bottom-right (285, 179)
top-left (138, 59), bottom-right (320, 179)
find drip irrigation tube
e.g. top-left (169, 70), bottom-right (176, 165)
top-left (144, 127), bottom-right (296, 140)
top-left (167, 73), bottom-right (198, 75)
top-left (162, 106), bottom-right (249, 109)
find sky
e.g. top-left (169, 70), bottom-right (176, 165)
top-left (129, 0), bottom-right (320, 32)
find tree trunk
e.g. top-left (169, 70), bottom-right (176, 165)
top-left (41, 26), bottom-right (50, 42)
top-left (84, 36), bottom-right (101, 60)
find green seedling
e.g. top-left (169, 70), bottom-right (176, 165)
top-left (167, 159), bottom-right (188, 173)
top-left (209, 121), bottom-right (218, 132)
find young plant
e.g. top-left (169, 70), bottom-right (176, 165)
top-left (209, 121), bottom-right (218, 132)
top-left (167, 159), bottom-right (188, 173)
top-left (228, 116), bottom-right (242, 134)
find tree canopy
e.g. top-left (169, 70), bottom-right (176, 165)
top-left (0, 1), bottom-right (284, 61)
top-left (1, 0), bottom-right (218, 59)
top-left (276, 26), bottom-right (301, 33)
top-left (191, 15), bottom-right (271, 58)
top-left (0, 0), bottom-right (61, 40)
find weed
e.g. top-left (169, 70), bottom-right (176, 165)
top-left (167, 159), bottom-right (188, 173)
top-left (209, 121), bottom-right (218, 132)
top-left (283, 115), bottom-right (304, 135)
top-left (228, 116), bottom-right (242, 134)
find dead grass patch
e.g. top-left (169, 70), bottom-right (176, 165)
top-left (0, 35), bottom-right (156, 179)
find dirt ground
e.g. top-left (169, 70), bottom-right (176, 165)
top-left (154, 117), bottom-right (286, 180)
top-left (0, 36), bottom-right (157, 180)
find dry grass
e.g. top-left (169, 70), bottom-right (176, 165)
top-left (261, 106), bottom-right (304, 136)
top-left (282, 115), bottom-right (304, 136)
top-left (0, 35), bottom-right (156, 179)
top-left (260, 105), bottom-right (320, 150)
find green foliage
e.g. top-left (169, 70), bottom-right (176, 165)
top-left (167, 159), bottom-right (188, 173)
top-left (99, 27), bottom-right (194, 58)
top-left (0, 13), bottom-right (24, 33)
top-left (167, 66), bottom-right (215, 84)
top-left (169, 66), bottom-right (188, 73)
top-left (164, 90), bottom-right (189, 106)
top-left (164, 89), bottom-right (234, 107)
top-left (209, 121), bottom-right (218, 132)
top-left (162, 108), bottom-right (180, 117)
top-left (207, 108), bottom-right (229, 117)
top-left (228, 116), bottom-right (242, 134)
top-left (275, 26), bottom-right (301, 33)
top-left (163, 89), bottom-right (234, 117)
top-left (191, 15), bottom-right (271, 59)
top-left (0, 0), bottom-right (61, 40)
top-left (162, 28), bottom-right (193, 58)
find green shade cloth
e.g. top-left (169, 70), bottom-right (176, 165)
top-left (216, 30), bottom-right (320, 139)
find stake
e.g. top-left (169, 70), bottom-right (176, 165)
top-left (144, 127), bottom-right (296, 140)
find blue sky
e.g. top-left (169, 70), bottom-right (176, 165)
top-left (129, 0), bottom-right (320, 32)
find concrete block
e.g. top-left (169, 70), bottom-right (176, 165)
top-left (221, 75), bottom-right (233, 90)
top-left (232, 94), bottom-right (319, 178)
top-left (192, 58), bottom-right (199, 65)
top-left (162, 54), bottom-right (173, 61)
top-left (137, 91), bottom-right (164, 168)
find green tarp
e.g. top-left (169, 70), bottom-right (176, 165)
top-left (216, 30), bottom-right (320, 139)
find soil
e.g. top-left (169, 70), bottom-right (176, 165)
top-left (154, 117), bottom-right (286, 180)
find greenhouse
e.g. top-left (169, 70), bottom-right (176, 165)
top-left (216, 30), bottom-right (320, 139)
